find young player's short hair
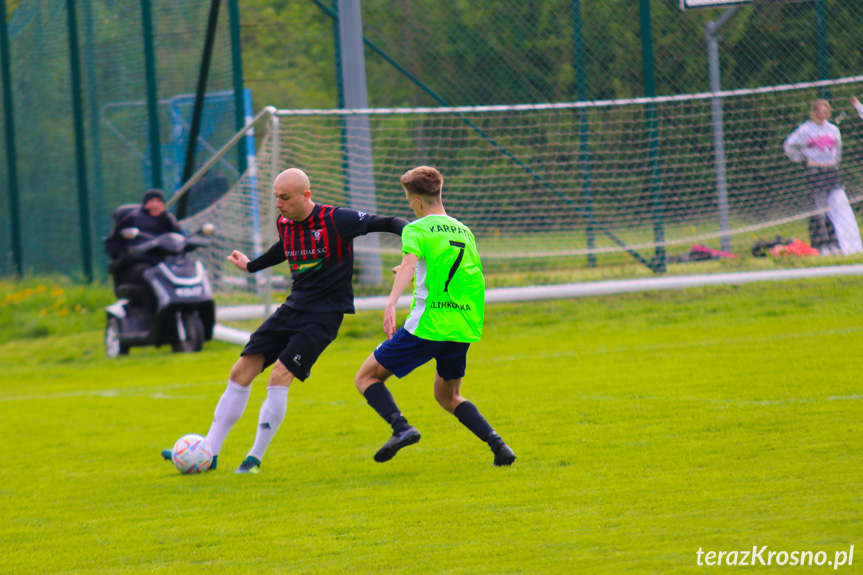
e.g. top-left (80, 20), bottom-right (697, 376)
top-left (401, 166), bottom-right (443, 200)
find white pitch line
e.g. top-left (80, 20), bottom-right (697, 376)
top-left (4, 388), bottom-right (860, 408)
top-left (569, 393), bottom-right (863, 408)
top-left (0, 380), bottom-right (223, 402)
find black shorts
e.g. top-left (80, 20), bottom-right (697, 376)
top-left (242, 305), bottom-right (343, 381)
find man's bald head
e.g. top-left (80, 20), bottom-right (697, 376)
top-left (273, 168), bottom-right (315, 221)
top-left (274, 168), bottom-right (311, 195)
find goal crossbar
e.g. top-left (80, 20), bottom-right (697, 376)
top-left (274, 76), bottom-right (863, 117)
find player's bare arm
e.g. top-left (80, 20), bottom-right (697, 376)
top-left (384, 254), bottom-right (418, 338)
top-left (853, 97), bottom-right (863, 120)
top-left (227, 250), bottom-right (250, 271)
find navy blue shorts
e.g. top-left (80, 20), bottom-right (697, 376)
top-left (373, 328), bottom-right (470, 380)
top-left (242, 305), bottom-right (343, 381)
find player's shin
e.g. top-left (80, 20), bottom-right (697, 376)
top-left (363, 380), bottom-right (412, 434)
top-left (453, 401), bottom-right (502, 450)
top-left (205, 380), bottom-right (252, 455)
top-left (454, 401), bottom-right (516, 466)
top-left (248, 386), bottom-right (289, 461)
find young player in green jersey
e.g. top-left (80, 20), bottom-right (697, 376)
top-left (354, 166), bottom-right (516, 466)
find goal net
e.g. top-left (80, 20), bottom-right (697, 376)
top-left (183, 76), bottom-right (863, 301)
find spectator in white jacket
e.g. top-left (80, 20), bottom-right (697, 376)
top-left (784, 99), bottom-right (842, 253)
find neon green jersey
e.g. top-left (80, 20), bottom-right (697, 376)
top-left (401, 215), bottom-right (484, 342)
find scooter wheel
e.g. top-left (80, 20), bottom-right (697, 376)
top-left (172, 311), bottom-right (205, 353)
top-left (106, 317), bottom-right (130, 358)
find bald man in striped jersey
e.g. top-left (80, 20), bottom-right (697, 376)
top-left (163, 168), bottom-right (409, 474)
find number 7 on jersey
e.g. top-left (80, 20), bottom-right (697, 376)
top-left (444, 241), bottom-right (466, 293)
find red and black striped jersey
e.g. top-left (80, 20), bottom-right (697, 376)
top-left (274, 204), bottom-right (374, 313)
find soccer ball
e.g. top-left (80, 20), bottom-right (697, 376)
top-left (171, 434), bottom-right (213, 474)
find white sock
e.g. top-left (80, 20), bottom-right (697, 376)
top-left (248, 386), bottom-right (289, 461)
top-left (205, 380), bottom-right (251, 455)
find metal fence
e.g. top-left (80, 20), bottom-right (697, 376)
top-left (0, 0), bottom-right (244, 279)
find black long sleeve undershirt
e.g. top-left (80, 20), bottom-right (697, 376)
top-left (367, 215), bottom-right (409, 235)
top-left (246, 241), bottom-right (286, 273)
top-left (245, 215), bottom-right (409, 274)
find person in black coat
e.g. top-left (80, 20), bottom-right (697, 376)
top-left (104, 188), bottom-right (182, 308)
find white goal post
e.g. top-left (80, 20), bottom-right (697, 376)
top-left (681, 0), bottom-right (752, 10)
top-left (681, 0), bottom-right (813, 9)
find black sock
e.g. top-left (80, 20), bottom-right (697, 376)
top-left (453, 401), bottom-right (503, 452)
top-left (363, 381), bottom-right (411, 434)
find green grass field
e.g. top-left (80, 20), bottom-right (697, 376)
top-left (2, 277), bottom-right (862, 573)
